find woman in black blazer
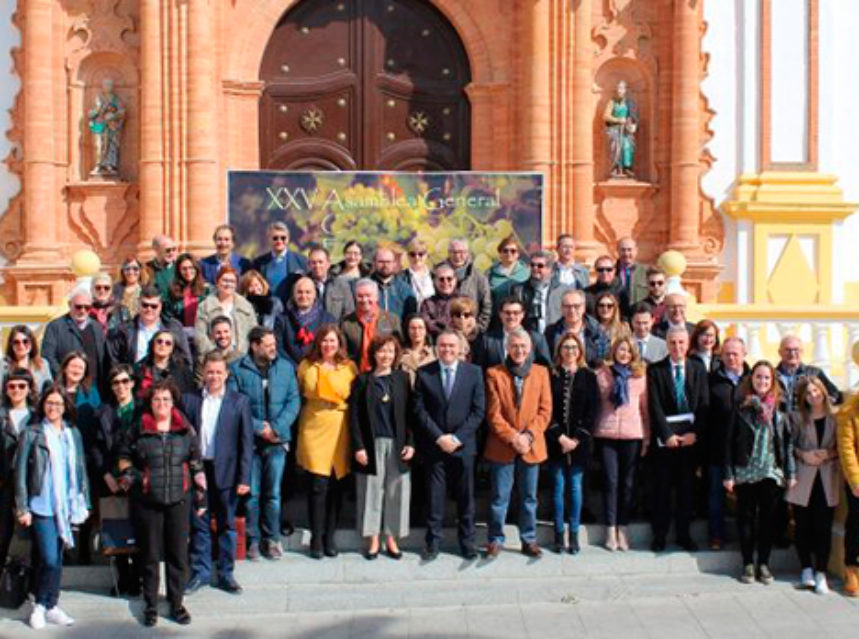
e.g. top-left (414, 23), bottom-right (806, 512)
top-left (545, 331), bottom-right (598, 554)
top-left (349, 335), bottom-right (414, 560)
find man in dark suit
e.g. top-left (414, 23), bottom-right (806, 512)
top-left (652, 293), bottom-right (695, 339)
top-left (200, 223), bottom-right (251, 284)
top-left (510, 250), bottom-right (573, 334)
top-left (472, 298), bottom-right (551, 369)
top-left (647, 326), bottom-right (709, 552)
top-left (42, 288), bottom-right (108, 391)
top-left (585, 255), bottom-right (629, 318)
top-left (106, 285), bottom-right (192, 369)
top-left (183, 351), bottom-right (253, 595)
top-left (251, 221), bottom-right (308, 303)
top-left (630, 302), bottom-right (668, 364)
top-left (544, 289), bottom-right (610, 368)
top-left (413, 330), bottom-right (486, 560)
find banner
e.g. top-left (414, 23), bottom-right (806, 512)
top-left (227, 170), bottom-right (543, 270)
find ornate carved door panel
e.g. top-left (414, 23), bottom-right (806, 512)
top-left (259, 0), bottom-right (471, 171)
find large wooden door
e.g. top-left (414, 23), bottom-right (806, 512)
top-left (259, 0), bottom-right (471, 171)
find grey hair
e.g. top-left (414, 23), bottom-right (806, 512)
top-left (267, 220), bottom-right (289, 234)
top-left (68, 286), bottom-right (92, 303)
top-left (354, 278), bottom-right (379, 296)
top-left (561, 289), bottom-right (586, 303)
top-left (506, 327), bottom-right (532, 345)
top-left (530, 249), bottom-right (555, 267)
top-left (665, 326), bottom-right (690, 341)
top-left (448, 238), bottom-right (469, 251)
top-left (91, 272), bottom-right (113, 288)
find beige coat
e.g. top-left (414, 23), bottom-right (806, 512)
top-left (785, 412), bottom-right (841, 507)
top-left (194, 293), bottom-right (257, 358)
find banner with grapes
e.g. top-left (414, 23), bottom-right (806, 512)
top-left (227, 171), bottom-right (543, 270)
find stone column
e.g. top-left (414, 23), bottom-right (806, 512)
top-left (572, 0), bottom-right (597, 262)
top-left (19, 0), bottom-right (60, 264)
top-left (138, 0), bottom-right (165, 256)
top-left (669, 0), bottom-right (701, 250)
top-left (518, 0), bottom-right (553, 245)
top-left (186, 0), bottom-right (219, 253)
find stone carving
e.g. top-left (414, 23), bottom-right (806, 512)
top-left (88, 78), bottom-right (126, 177)
top-left (603, 80), bottom-right (638, 178)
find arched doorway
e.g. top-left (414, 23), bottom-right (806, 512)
top-left (259, 0), bottom-right (471, 171)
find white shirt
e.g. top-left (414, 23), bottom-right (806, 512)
top-left (556, 263), bottom-right (577, 286)
top-left (199, 388), bottom-right (225, 460)
top-left (408, 268), bottom-right (435, 306)
top-left (439, 360), bottom-right (459, 391)
top-left (8, 408), bottom-right (29, 436)
top-left (136, 321), bottom-right (161, 363)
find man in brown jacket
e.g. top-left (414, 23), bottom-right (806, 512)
top-left (484, 329), bottom-right (552, 558)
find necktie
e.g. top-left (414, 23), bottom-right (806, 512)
top-left (637, 339), bottom-right (645, 356)
top-left (443, 367), bottom-right (454, 400)
top-left (673, 364), bottom-right (688, 412)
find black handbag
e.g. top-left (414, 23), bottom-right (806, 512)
top-left (0, 558), bottom-right (30, 609)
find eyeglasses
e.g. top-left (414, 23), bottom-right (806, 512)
top-left (648, 280), bottom-right (665, 287)
top-left (560, 344), bottom-right (580, 352)
top-left (596, 267), bottom-right (615, 273)
top-left (597, 303), bottom-right (616, 309)
top-left (436, 276), bottom-right (455, 282)
top-left (6, 382), bottom-right (29, 390)
top-left (154, 338), bottom-right (174, 346)
top-left (530, 263), bottom-right (547, 269)
top-left (502, 310), bottom-right (524, 316)
top-left (44, 401), bottom-right (65, 408)
top-left (219, 279), bottom-right (237, 286)
top-left (93, 285), bottom-right (111, 292)
top-left (111, 377), bottom-right (132, 386)
top-left (11, 337), bottom-right (30, 346)
top-left (500, 248), bottom-right (518, 254)
top-left (123, 265), bottom-right (141, 272)
top-left (408, 251), bottom-right (427, 258)
top-left (271, 235), bottom-right (288, 241)
top-left (451, 311), bottom-right (473, 318)
top-left (73, 304), bottom-right (92, 311)
top-left (140, 302), bottom-right (160, 310)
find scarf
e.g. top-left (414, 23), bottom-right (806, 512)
top-left (287, 300), bottom-right (323, 347)
top-left (358, 309), bottom-right (379, 373)
top-left (745, 393), bottom-right (775, 427)
top-left (182, 286), bottom-right (199, 327)
top-left (610, 363), bottom-right (632, 408)
top-left (43, 421), bottom-right (88, 548)
top-left (504, 356), bottom-right (532, 408)
top-left (89, 301), bottom-right (112, 334)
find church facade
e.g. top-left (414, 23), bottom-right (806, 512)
top-left (0, 0), bottom-right (856, 315)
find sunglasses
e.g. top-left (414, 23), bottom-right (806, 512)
top-left (408, 251), bottom-right (427, 258)
top-left (436, 276), bottom-right (455, 282)
top-left (648, 280), bottom-right (665, 287)
top-left (500, 248), bottom-right (518, 254)
top-left (154, 338), bottom-right (174, 346)
top-left (111, 377), bottom-right (133, 386)
top-left (271, 235), bottom-right (288, 241)
top-left (597, 303), bottom-right (616, 309)
top-left (6, 382), bottom-right (29, 390)
top-left (140, 302), bottom-right (161, 310)
top-left (123, 265), bottom-right (141, 272)
top-left (530, 263), bottom-right (547, 269)
top-left (11, 337), bottom-right (30, 346)
top-left (94, 285), bottom-right (111, 291)
top-left (451, 311), bottom-right (473, 318)
top-left (73, 304), bottom-right (92, 311)
top-left (596, 267), bottom-right (615, 273)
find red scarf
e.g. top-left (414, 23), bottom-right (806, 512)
top-left (358, 310), bottom-right (378, 373)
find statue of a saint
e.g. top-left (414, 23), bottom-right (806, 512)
top-left (88, 78), bottom-right (126, 177)
top-left (603, 80), bottom-right (638, 179)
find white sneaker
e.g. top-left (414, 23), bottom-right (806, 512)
top-left (29, 603), bottom-right (46, 630)
top-left (45, 605), bottom-right (75, 626)
top-left (800, 567), bottom-right (815, 589)
top-left (814, 571), bottom-right (830, 595)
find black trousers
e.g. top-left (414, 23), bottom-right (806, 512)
top-left (307, 473), bottom-right (343, 548)
top-left (735, 478), bottom-right (781, 566)
top-left (425, 454), bottom-right (475, 549)
top-left (650, 446), bottom-right (696, 543)
top-left (600, 439), bottom-right (641, 527)
top-left (793, 475), bottom-right (834, 571)
top-left (845, 482), bottom-right (859, 568)
top-left (136, 499), bottom-right (190, 611)
top-left (0, 483), bottom-right (15, 568)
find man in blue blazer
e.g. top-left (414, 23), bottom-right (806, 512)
top-left (200, 223), bottom-right (251, 284)
top-left (412, 330), bottom-right (486, 560)
top-left (183, 351), bottom-right (253, 595)
top-left (251, 221), bottom-right (308, 304)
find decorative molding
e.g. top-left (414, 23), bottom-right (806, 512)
top-left (0, 6), bottom-right (24, 264)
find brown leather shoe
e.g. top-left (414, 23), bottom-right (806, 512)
top-left (521, 542), bottom-right (542, 558)
top-left (485, 541), bottom-right (502, 558)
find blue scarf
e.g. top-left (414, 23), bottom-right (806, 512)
top-left (610, 363), bottom-right (632, 408)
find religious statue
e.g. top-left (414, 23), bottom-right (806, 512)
top-left (88, 78), bottom-right (126, 177)
top-left (603, 80), bottom-right (638, 179)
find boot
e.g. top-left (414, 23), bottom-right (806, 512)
top-left (617, 526), bottom-right (629, 551)
top-left (308, 478), bottom-right (326, 559)
top-left (844, 566), bottom-right (859, 597)
top-left (323, 478), bottom-right (342, 558)
top-left (605, 526), bottom-right (618, 552)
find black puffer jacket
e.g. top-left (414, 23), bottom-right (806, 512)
top-left (118, 407), bottom-right (204, 508)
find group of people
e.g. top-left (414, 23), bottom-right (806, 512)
top-left (3, 222), bottom-right (859, 630)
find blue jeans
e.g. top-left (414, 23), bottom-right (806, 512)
top-left (246, 445), bottom-right (286, 545)
top-left (488, 459), bottom-right (539, 544)
top-left (707, 465), bottom-right (725, 541)
top-left (32, 515), bottom-right (63, 609)
top-left (550, 462), bottom-right (584, 537)
top-left (190, 462), bottom-right (238, 582)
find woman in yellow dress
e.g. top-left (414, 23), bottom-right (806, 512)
top-left (297, 324), bottom-right (358, 559)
